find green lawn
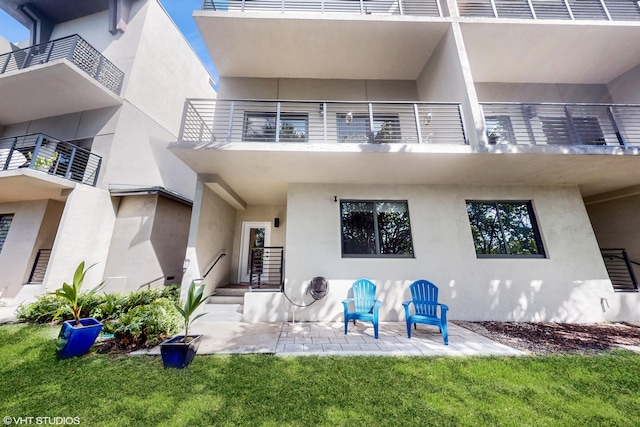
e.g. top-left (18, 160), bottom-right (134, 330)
top-left (1, 324), bottom-right (639, 427)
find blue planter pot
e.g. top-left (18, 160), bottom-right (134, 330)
top-left (57, 317), bottom-right (103, 359)
top-left (160, 335), bottom-right (202, 369)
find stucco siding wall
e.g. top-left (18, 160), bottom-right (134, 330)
top-left (586, 195), bottom-right (640, 321)
top-left (476, 83), bottom-right (613, 103)
top-left (245, 183), bottom-right (614, 323)
top-left (607, 62), bottom-right (640, 104)
top-left (182, 182), bottom-right (236, 297)
top-left (0, 200), bottom-right (48, 297)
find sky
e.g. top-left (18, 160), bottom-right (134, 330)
top-left (0, 0), bottom-right (218, 81)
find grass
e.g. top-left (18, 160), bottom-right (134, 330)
top-left (1, 324), bottom-right (639, 427)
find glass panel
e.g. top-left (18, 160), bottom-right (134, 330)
top-left (498, 203), bottom-right (541, 255)
top-left (341, 202), bottom-right (376, 255)
top-left (486, 115), bottom-right (515, 145)
top-left (243, 112), bottom-right (308, 142)
top-left (337, 114), bottom-right (401, 143)
top-left (467, 203), bottom-right (506, 255)
top-left (376, 202), bottom-right (414, 255)
top-left (246, 227), bottom-right (265, 274)
top-left (0, 214), bottom-right (14, 253)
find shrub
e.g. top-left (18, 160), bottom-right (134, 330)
top-left (111, 298), bottom-right (181, 348)
top-left (16, 294), bottom-right (65, 323)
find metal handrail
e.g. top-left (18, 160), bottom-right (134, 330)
top-left (0, 34), bottom-right (124, 95)
top-left (0, 133), bottom-right (102, 186)
top-left (177, 99), bottom-right (467, 145)
top-left (203, 0), bottom-right (443, 16)
top-left (458, 0), bottom-right (640, 21)
top-left (203, 253), bottom-right (227, 278)
top-left (481, 102), bottom-right (640, 147)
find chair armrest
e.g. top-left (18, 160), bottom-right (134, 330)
top-left (401, 300), bottom-right (412, 308)
top-left (439, 303), bottom-right (449, 312)
top-left (342, 298), bottom-right (354, 310)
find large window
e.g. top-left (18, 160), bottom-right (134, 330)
top-left (0, 214), bottom-right (14, 253)
top-left (466, 201), bottom-right (545, 257)
top-left (243, 112), bottom-right (308, 142)
top-left (337, 113), bottom-right (401, 143)
top-left (341, 201), bottom-right (414, 257)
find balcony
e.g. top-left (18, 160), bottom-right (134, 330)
top-left (0, 35), bottom-right (124, 125)
top-left (178, 99), bottom-right (466, 145)
top-left (202, 0), bottom-right (443, 16)
top-left (194, 2), bottom-right (449, 79)
top-left (458, 0), bottom-right (640, 21)
top-left (0, 133), bottom-right (102, 186)
top-left (481, 102), bottom-right (640, 147)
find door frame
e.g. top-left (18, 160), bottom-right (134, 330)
top-left (238, 221), bottom-right (271, 284)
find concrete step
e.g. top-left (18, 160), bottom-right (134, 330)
top-left (213, 286), bottom-right (248, 297)
top-left (199, 304), bottom-right (244, 322)
top-left (208, 295), bottom-right (244, 305)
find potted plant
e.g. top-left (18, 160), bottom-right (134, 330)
top-left (54, 261), bottom-right (105, 359)
top-left (27, 151), bottom-right (58, 171)
top-left (160, 281), bottom-right (208, 368)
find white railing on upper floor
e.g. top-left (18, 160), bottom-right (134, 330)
top-left (458, 0), bottom-right (640, 21)
top-left (202, 0), bottom-right (443, 16)
top-left (177, 99), bottom-right (467, 145)
top-left (481, 102), bottom-right (640, 146)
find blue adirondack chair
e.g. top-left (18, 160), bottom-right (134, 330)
top-left (402, 280), bottom-right (449, 345)
top-left (342, 278), bottom-right (382, 339)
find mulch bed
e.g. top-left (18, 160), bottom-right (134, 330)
top-left (454, 321), bottom-right (640, 354)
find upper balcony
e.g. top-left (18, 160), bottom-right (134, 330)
top-left (0, 34), bottom-right (124, 125)
top-left (194, 0), bottom-right (449, 79)
top-left (0, 133), bottom-right (102, 203)
top-left (458, 0), bottom-right (640, 21)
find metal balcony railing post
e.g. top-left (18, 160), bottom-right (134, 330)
top-left (398, 0), bottom-right (404, 15)
top-left (2, 138), bottom-right (17, 170)
top-left (95, 55), bottom-right (105, 81)
top-left (67, 35), bottom-right (79, 62)
top-left (458, 104), bottom-right (469, 145)
top-left (242, 0), bottom-right (246, 11)
top-left (0, 52), bottom-right (10, 74)
top-left (93, 157), bottom-right (102, 186)
top-left (275, 102), bottom-right (282, 143)
top-left (526, 0), bottom-right (537, 19)
top-left (65, 146), bottom-right (77, 180)
top-left (413, 104), bottom-right (423, 144)
top-left (323, 102), bottom-right (327, 143)
top-left (321, 0), bottom-right (324, 13)
top-left (21, 45), bottom-right (33, 69)
top-left (435, 0), bottom-right (443, 17)
top-left (565, 106), bottom-right (582, 145)
top-left (563, 0), bottom-right (575, 20)
top-left (599, 0), bottom-right (612, 20)
top-left (227, 101), bottom-right (235, 142)
top-left (489, 0), bottom-right (498, 17)
top-left (607, 106), bottom-right (627, 147)
top-left (178, 100), bottom-right (191, 142)
top-left (368, 103), bottom-right (374, 143)
top-left (29, 134), bottom-right (45, 169)
top-left (623, 249), bottom-right (639, 289)
top-left (360, 0), bottom-right (364, 14)
top-left (281, 0), bottom-right (285, 13)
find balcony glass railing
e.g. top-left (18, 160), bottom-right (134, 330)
top-left (481, 103), bottom-right (640, 146)
top-left (458, 0), bottom-right (640, 21)
top-left (0, 35), bottom-right (125, 95)
top-left (178, 99), bottom-right (467, 145)
top-left (0, 134), bottom-right (102, 186)
top-left (202, 0), bottom-right (443, 16)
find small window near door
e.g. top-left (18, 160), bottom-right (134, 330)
top-left (341, 200), bottom-right (414, 257)
top-left (466, 201), bottom-right (545, 257)
top-left (0, 214), bottom-right (14, 253)
top-left (242, 112), bottom-right (308, 142)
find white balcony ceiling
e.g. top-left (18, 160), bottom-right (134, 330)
top-left (0, 60), bottom-right (122, 125)
top-left (194, 12), bottom-right (449, 79)
top-left (462, 21), bottom-right (640, 84)
top-left (170, 143), bottom-right (640, 205)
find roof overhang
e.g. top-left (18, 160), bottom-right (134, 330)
top-left (194, 12), bottom-right (449, 79)
top-left (461, 20), bottom-right (640, 84)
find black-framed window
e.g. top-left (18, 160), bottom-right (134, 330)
top-left (0, 214), bottom-right (14, 253)
top-left (337, 113), bottom-right (401, 143)
top-left (466, 201), bottom-right (545, 257)
top-left (242, 112), bottom-right (308, 142)
top-left (341, 200), bottom-right (414, 257)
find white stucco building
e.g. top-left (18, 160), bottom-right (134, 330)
top-left (0, 0), bottom-right (216, 304)
top-left (170, 0), bottom-right (640, 323)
